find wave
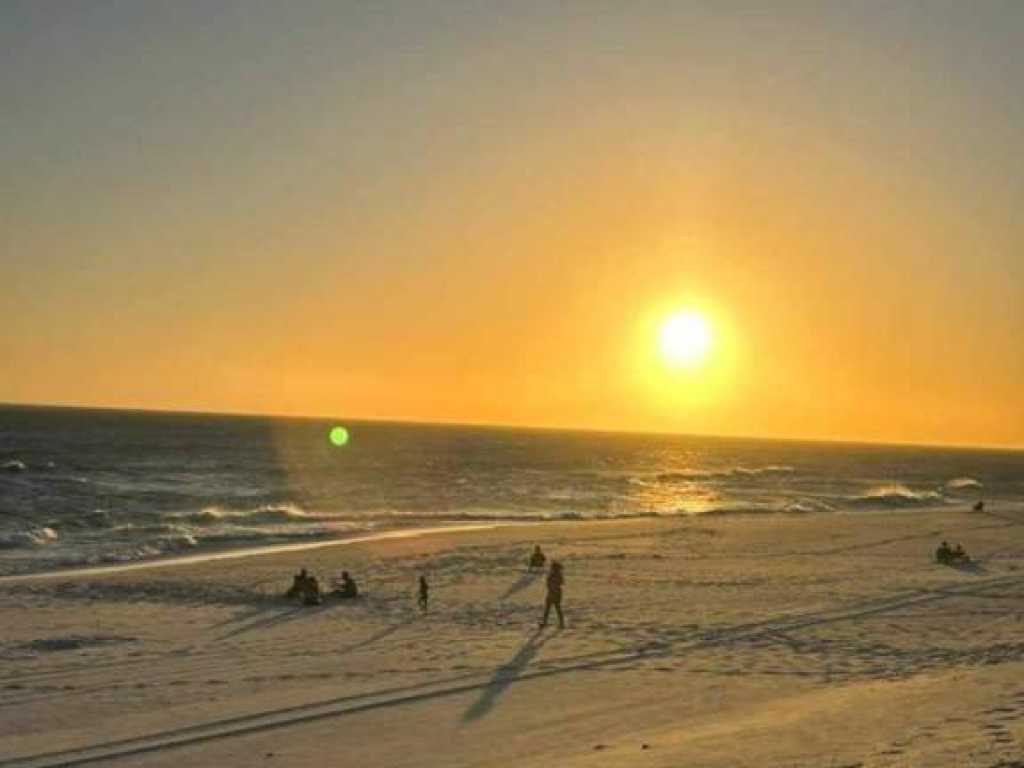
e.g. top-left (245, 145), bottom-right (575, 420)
top-left (692, 497), bottom-right (835, 517)
top-left (50, 509), bottom-right (116, 531)
top-left (656, 465), bottom-right (794, 483)
top-left (849, 484), bottom-right (946, 507)
top-left (2, 459), bottom-right (27, 472)
top-left (173, 504), bottom-right (331, 526)
top-left (112, 523), bottom-right (197, 539)
top-left (782, 499), bottom-right (837, 514)
top-left (0, 527), bottom-right (59, 549)
top-left (945, 477), bottom-right (983, 491)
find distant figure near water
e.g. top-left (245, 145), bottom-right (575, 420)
top-left (540, 561), bottom-right (565, 629)
top-left (333, 571), bottom-right (359, 599)
top-left (303, 575), bottom-right (322, 605)
top-left (418, 575), bottom-right (429, 612)
top-left (286, 568), bottom-right (311, 599)
top-left (973, 500), bottom-right (985, 513)
top-left (529, 545), bottom-right (546, 570)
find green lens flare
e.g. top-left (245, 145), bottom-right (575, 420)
top-left (329, 426), bottom-right (349, 447)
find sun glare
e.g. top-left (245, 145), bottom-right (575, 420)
top-left (659, 311), bottom-right (713, 368)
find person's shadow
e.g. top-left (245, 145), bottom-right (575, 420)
top-left (461, 628), bottom-right (558, 722)
top-left (498, 570), bottom-right (541, 601)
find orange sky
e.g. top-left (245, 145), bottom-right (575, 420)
top-left (3, 3), bottom-right (1022, 447)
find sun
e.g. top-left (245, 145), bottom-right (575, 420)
top-left (658, 311), bottom-right (713, 368)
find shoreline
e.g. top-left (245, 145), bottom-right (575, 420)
top-left (0, 503), bottom-right (986, 584)
top-left (0, 522), bottom-right (509, 584)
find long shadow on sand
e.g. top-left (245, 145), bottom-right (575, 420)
top-left (9, 575), bottom-right (1024, 767)
top-left (461, 628), bottom-right (558, 722)
top-left (218, 602), bottom-right (338, 640)
top-left (498, 570), bottom-right (541, 601)
top-left (335, 616), bottom-right (417, 656)
top-left (942, 560), bottom-right (988, 576)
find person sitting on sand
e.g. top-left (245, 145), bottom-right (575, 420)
top-left (286, 568), bottom-right (311, 599)
top-left (952, 543), bottom-right (968, 562)
top-left (333, 571), bottom-right (359, 599)
top-left (936, 541), bottom-right (953, 564)
top-left (540, 561), bottom-right (565, 629)
top-left (529, 545), bottom-right (546, 570)
top-left (418, 575), bottom-right (429, 612)
top-left (973, 500), bottom-right (985, 513)
top-left (302, 575), bottom-right (322, 606)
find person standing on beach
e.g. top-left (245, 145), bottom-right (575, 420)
top-left (418, 575), bottom-right (429, 612)
top-left (540, 561), bottom-right (564, 629)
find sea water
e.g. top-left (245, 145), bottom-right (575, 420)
top-left (1, 405), bottom-right (1021, 575)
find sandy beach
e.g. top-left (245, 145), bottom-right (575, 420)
top-left (2, 507), bottom-right (1023, 768)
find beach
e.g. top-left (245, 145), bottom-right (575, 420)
top-left (3, 507), bottom-right (1023, 767)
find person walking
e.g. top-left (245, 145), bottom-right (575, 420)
top-left (418, 575), bottom-right (429, 612)
top-left (540, 561), bottom-right (565, 629)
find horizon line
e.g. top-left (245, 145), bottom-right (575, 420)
top-left (2, 397), bottom-right (1021, 454)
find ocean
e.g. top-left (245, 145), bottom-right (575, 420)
top-left (1, 405), bottom-right (1021, 576)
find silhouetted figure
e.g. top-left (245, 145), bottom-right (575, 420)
top-left (936, 541), bottom-right (970, 565)
top-left (418, 575), bottom-right (429, 612)
top-left (303, 575), bottom-right (322, 606)
top-left (529, 545), bottom-right (546, 570)
top-left (286, 568), bottom-right (311, 599)
top-left (973, 500), bottom-right (985, 513)
top-left (333, 571), bottom-right (359, 599)
top-left (540, 561), bottom-right (564, 629)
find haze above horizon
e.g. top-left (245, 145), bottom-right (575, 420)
top-left (3, 2), bottom-right (1022, 448)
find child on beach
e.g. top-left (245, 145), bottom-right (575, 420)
top-left (418, 575), bottom-right (429, 612)
top-left (529, 545), bottom-right (546, 570)
top-left (540, 561), bottom-right (564, 629)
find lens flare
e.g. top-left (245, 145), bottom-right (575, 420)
top-left (329, 426), bottom-right (350, 447)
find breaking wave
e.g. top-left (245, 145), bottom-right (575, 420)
top-left (945, 477), bottom-right (983, 492)
top-left (0, 527), bottom-right (59, 549)
top-left (173, 504), bottom-right (331, 525)
top-left (850, 484), bottom-right (946, 507)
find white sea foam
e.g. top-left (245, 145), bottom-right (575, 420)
top-left (850, 484), bottom-right (945, 507)
top-left (945, 476), bottom-right (983, 491)
top-left (175, 504), bottom-right (327, 525)
top-left (656, 465), bottom-right (795, 482)
top-left (0, 527), bottom-right (59, 549)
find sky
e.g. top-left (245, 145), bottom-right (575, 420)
top-left (2, 1), bottom-right (1022, 448)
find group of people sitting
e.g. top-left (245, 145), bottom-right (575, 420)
top-left (935, 540), bottom-right (970, 565)
top-left (285, 568), bottom-right (359, 605)
top-left (282, 544), bottom-right (563, 626)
